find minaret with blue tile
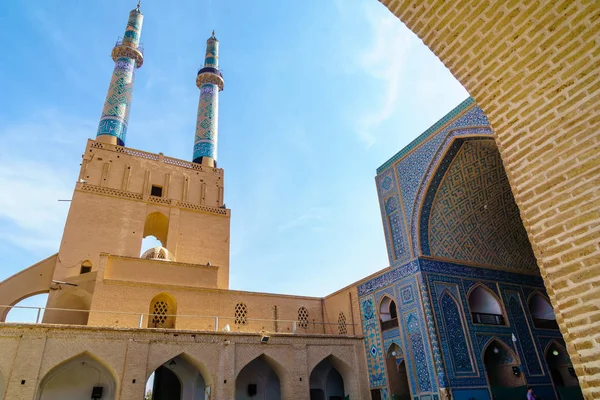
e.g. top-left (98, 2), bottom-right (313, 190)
top-left (96, 2), bottom-right (144, 146)
top-left (193, 31), bottom-right (224, 167)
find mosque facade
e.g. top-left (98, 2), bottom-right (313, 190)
top-left (0, 4), bottom-right (586, 400)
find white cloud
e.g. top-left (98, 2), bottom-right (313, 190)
top-left (0, 110), bottom-right (90, 253)
top-left (356, 6), bottom-right (412, 147)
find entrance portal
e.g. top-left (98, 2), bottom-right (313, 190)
top-left (483, 339), bottom-right (526, 400)
top-left (146, 354), bottom-right (208, 400)
top-left (309, 356), bottom-right (345, 400)
top-left (236, 355), bottom-right (281, 400)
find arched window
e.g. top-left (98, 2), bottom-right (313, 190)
top-left (529, 293), bottom-right (558, 329)
top-left (148, 293), bottom-right (177, 329)
top-left (235, 303), bottom-right (247, 325)
top-left (338, 312), bottom-right (347, 335)
top-left (142, 212), bottom-right (169, 252)
top-left (379, 296), bottom-right (399, 331)
top-left (298, 306), bottom-right (309, 328)
top-left (468, 285), bottom-right (505, 325)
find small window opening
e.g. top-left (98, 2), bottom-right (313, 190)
top-left (151, 185), bottom-right (163, 197)
top-left (80, 260), bottom-right (92, 274)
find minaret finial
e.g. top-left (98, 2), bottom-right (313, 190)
top-left (136, 1), bottom-right (141, 11)
top-left (95, 4), bottom-right (144, 146)
top-left (192, 33), bottom-right (224, 167)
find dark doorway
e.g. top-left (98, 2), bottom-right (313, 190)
top-left (483, 340), bottom-right (526, 400)
top-left (546, 342), bottom-right (583, 400)
top-left (152, 366), bottom-right (181, 400)
top-left (309, 356), bottom-right (345, 400)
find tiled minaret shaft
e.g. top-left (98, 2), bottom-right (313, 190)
top-left (193, 32), bottom-right (224, 167)
top-left (96, 3), bottom-right (144, 146)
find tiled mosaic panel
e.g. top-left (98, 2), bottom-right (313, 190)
top-left (378, 170), bottom-right (411, 265)
top-left (122, 9), bottom-right (142, 47)
top-left (360, 296), bottom-right (388, 388)
top-left (506, 293), bottom-right (544, 376)
top-left (418, 275), bottom-right (445, 388)
top-left (388, 211), bottom-right (409, 261)
top-left (440, 293), bottom-right (473, 373)
top-left (194, 83), bottom-right (219, 161)
top-left (425, 140), bottom-right (537, 271)
top-left (423, 262), bottom-right (558, 389)
top-left (394, 105), bottom-right (490, 228)
top-left (358, 260), bottom-right (419, 297)
top-left (97, 57), bottom-right (135, 146)
top-left (405, 313), bottom-right (433, 392)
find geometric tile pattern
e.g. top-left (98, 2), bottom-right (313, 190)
top-left (425, 140), bottom-right (538, 271)
top-left (97, 57), bottom-right (135, 146)
top-left (358, 260), bottom-right (419, 297)
top-left (506, 293), bottom-right (544, 376)
top-left (388, 211), bottom-right (409, 261)
top-left (440, 293), bottom-right (472, 373)
top-left (194, 83), bottom-right (219, 162)
top-left (360, 296), bottom-right (388, 389)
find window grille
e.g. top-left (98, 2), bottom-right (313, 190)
top-left (151, 300), bottom-right (168, 326)
top-left (298, 307), bottom-right (309, 328)
top-left (235, 303), bottom-right (247, 325)
top-left (338, 312), bottom-right (347, 335)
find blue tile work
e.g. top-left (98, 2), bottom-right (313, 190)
top-left (193, 83), bottom-right (219, 162)
top-left (377, 169), bottom-right (411, 265)
top-left (506, 292), bottom-right (544, 376)
top-left (418, 275), bottom-right (446, 389)
top-left (421, 139), bottom-right (538, 271)
top-left (361, 295), bottom-right (389, 391)
top-left (375, 100), bottom-right (494, 265)
top-left (440, 292), bottom-right (473, 373)
top-left (97, 57), bottom-right (136, 146)
top-left (358, 261), bottom-right (441, 398)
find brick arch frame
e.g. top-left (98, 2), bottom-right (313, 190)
top-left (379, 2), bottom-right (599, 396)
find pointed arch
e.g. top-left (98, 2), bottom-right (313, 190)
top-left (467, 284), bottom-right (506, 325)
top-left (528, 291), bottom-right (558, 329)
top-left (386, 343), bottom-right (402, 359)
top-left (148, 292), bottom-right (177, 329)
top-left (482, 338), bottom-right (527, 398)
top-left (143, 211), bottom-right (169, 247)
top-left (309, 355), bottom-right (348, 400)
top-left (378, 295), bottom-right (399, 331)
top-left (146, 352), bottom-right (214, 387)
top-left (37, 351), bottom-right (118, 400)
top-left (235, 354), bottom-right (282, 400)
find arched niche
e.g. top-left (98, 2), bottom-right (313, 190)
top-left (545, 341), bottom-right (584, 400)
top-left (3, 292), bottom-right (49, 323)
top-left (379, 296), bottom-right (399, 331)
top-left (384, 344), bottom-right (411, 399)
top-left (43, 289), bottom-right (90, 325)
top-left (147, 353), bottom-right (212, 400)
top-left (482, 339), bottom-right (527, 400)
top-left (309, 356), bottom-right (345, 400)
top-left (37, 352), bottom-right (117, 400)
top-left (143, 212), bottom-right (169, 249)
top-left (418, 138), bottom-right (537, 272)
top-left (468, 285), bottom-right (505, 326)
top-left (529, 292), bottom-right (558, 330)
top-left (235, 354), bottom-right (282, 400)
top-left (148, 292), bottom-right (177, 329)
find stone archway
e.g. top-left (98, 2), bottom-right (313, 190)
top-left (37, 352), bottom-right (118, 400)
top-left (376, 2), bottom-right (599, 395)
top-left (146, 353), bottom-right (212, 400)
top-left (235, 355), bottom-right (281, 400)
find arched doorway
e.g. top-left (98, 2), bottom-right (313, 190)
top-left (236, 355), bottom-right (281, 400)
top-left (483, 339), bottom-right (526, 400)
top-left (546, 342), bottom-right (584, 400)
top-left (310, 356), bottom-right (346, 400)
top-left (146, 354), bottom-right (210, 400)
top-left (468, 285), bottom-right (505, 326)
top-left (385, 344), bottom-right (410, 400)
top-left (37, 353), bottom-right (117, 400)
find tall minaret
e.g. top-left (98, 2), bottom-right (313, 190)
top-left (96, 2), bottom-right (144, 147)
top-left (193, 31), bottom-right (224, 167)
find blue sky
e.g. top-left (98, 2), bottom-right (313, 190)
top-left (0, 0), bottom-right (468, 318)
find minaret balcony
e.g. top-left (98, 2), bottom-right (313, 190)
top-left (111, 38), bottom-right (144, 67)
